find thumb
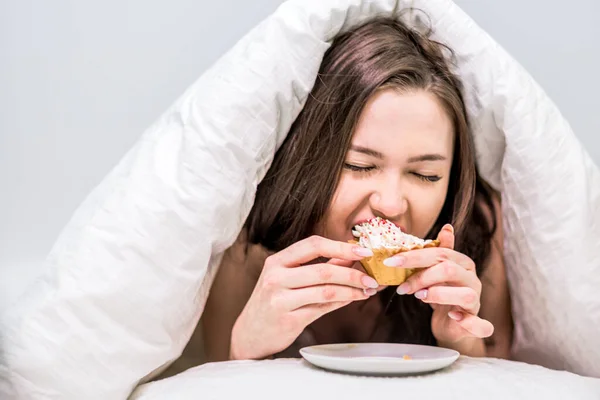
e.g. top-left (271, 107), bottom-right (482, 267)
top-left (437, 224), bottom-right (455, 249)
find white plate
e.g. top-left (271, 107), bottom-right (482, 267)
top-left (300, 343), bottom-right (459, 376)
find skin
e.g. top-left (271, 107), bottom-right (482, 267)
top-left (203, 89), bottom-right (513, 362)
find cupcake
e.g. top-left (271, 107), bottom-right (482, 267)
top-left (351, 217), bottom-right (440, 285)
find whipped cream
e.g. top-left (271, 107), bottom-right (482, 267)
top-left (352, 217), bottom-right (434, 249)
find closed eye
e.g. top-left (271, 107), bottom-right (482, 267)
top-left (412, 172), bottom-right (441, 183)
top-left (344, 163), bottom-right (376, 173)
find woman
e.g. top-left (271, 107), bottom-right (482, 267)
top-left (201, 16), bottom-right (512, 362)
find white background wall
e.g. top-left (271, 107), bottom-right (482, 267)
top-left (1, 0), bottom-right (599, 308)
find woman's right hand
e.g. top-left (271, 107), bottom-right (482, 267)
top-left (229, 235), bottom-right (379, 360)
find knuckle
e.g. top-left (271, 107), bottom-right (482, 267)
top-left (268, 292), bottom-right (285, 311)
top-left (436, 248), bottom-right (449, 260)
top-left (321, 285), bottom-right (337, 301)
top-left (349, 269), bottom-right (363, 285)
top-left (474, 278), bottom-right (482, 293)
top-left (337, 241), bottom-right (347, 257)
top-left (463, 289), bottom-right (479, 307)
top-left (307, 235), bottom-right (322, 250)
top-left (467, 258), bottom-right (476, 271)
top-left (261, 272), bottom-right (279, 290)
top-left (443, 262), bottom-right (457, 278)
top-left (316, 265), bottom-right (333, 282)
top-left (414, 272), bottom-right (426, 288)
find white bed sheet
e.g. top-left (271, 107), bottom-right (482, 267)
top-left (131, 358), bottom-right (600, 400)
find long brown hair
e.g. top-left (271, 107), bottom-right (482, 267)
top-left (246, 16), bottom-right (497, 345)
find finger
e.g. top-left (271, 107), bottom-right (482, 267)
top-left (376, 285), bottom-right (388, 292)
top-left (448, 311), bottom-right (494, 338)
top-left (280, 263), bottom-right (379, 290)
top-left (397, 261), bottom-right (480, 295)
top-left (271, 236), bottom-right (373, 267)
top-left (384, 246), bottom-right (475, 271)
top-left (413, 286), bottom-right (480, 314)
top-left (286, 284), bottom-right (374, 310)
top-left (437, 224), bottom-right (455, 249)
top-left (327, 258), bottom-right (355, 267)
top-left (293, 300), bottom-right (352, 326)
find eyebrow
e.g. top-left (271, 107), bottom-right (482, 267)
top-left (407, 154), bottom-right (447, 163)
top-left (350, 145), bottom-right (447, 163)
top-left (349, 145), bottom-right (384, 159)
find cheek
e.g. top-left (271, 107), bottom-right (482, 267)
top-left (410, 184), bottom-right (449, 236)
top-left (320, 175), bottom-right (366, 239)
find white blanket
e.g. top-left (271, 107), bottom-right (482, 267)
top-left (131, 358), bottom-right (600, 400)
top-left (2, 0), bottom-right (599, 398)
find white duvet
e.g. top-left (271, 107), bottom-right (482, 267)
top-left (1, 0), bottom-right (600, 399)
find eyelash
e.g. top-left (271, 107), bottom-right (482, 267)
top-left (343, 163), bottom-right (441, 183)
top-left (343, 163), bottom-right (376, 173)
top-left (413, 173), bottom-right (442, 183)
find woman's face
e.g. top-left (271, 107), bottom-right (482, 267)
top-left (320, 88), bottom-right (454, 243)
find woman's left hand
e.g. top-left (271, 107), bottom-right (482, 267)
top-left (384, 224), bottom-right (494, 345)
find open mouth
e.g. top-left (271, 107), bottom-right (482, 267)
top-left (352, 218), bottom-right (407, 234)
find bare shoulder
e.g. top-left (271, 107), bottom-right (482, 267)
top-left (480, 193), bottom-right (504, 284)
top-left (201, 230), bottom-right (270, 361)
top-left (477, 193), bottom-right (514, 358)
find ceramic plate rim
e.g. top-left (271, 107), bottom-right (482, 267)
top-left (299, 343), bottom-right (460, 374)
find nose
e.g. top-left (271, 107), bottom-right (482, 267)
top-left (369, 175), bottom-right (407, 221)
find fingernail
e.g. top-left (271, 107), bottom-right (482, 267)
top-left (444, 224), bottom-right (454, 235)
top-left (414, 289), bottom-right (428, 300)
top-left (396, 283), bottom-right (410, 295)
top-left (383, 256), bottom-right (405, 267)
top-left (352, 247), bottom-right (373, 257)
top-left (361, 275), bottom-right (379, 289)
top-left (363, 288), bottom-right (377, 296)
top-left (448, 311), bottom-right (463, 321)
